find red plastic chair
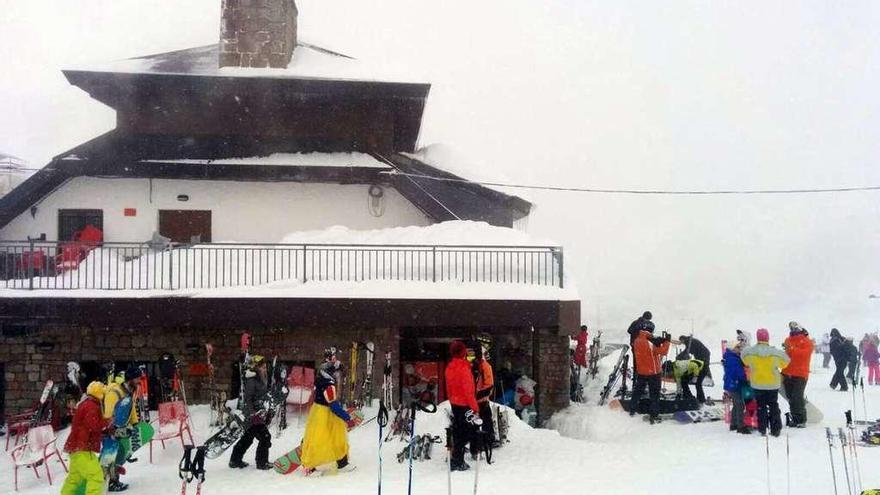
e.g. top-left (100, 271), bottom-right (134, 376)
top-left (10, 424), bottom-right (67, 491)
top-left (149, 401), bottom-right (193, 463)
top-left (4, 410), bottom-right (36, 451)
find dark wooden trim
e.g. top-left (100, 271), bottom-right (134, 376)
top-left (0, 297), bottom-right (580, 331)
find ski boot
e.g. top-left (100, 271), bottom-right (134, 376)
top-left (228, 459), bottom-right (249, 469)
top-left (108, 480), bottom-right (129, 492)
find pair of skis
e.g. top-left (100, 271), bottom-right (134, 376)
top-left (598, 345), bottom-right (630, 406)
top-left (346, 341), bottom-right (376, 409)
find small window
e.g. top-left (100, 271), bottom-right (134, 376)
top-left (58, 209), bottom-right (103, 241)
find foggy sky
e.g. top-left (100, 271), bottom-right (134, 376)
top-left (1, 0), bottom-right (878, 344)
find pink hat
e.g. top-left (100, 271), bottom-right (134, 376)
top-left (756, 328), bottom-right (770, 343)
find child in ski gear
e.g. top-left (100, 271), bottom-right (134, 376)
top-left (782, 323), bottom-right (813, 427)
top-left (300, 349), bottom-right (360, 473)
top-left (630, 329), bottom-right (671, 422)
top-left (61, 382), bottom-right (110, 495)
top-left (446, 340), bottom-right (481, 471)
top-left (723, 343), bottom-right (750, 434)
top-left (103, 367), bottom-right (141, 492)
top-left (741, 329), bottom-right (789, 436)
top-left (627, 311), bottom-right (654, 372)
top-left (229, 355), bottom-right (273, 470)
top-left (863, 335), bottom-right (880, 385)
top-left (829, 329), bottom-right (850, 391)
top-left (676, 335), bottom-right (711, 403)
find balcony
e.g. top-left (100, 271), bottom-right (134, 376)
top-left (0, 240), bottom-right (564, 291)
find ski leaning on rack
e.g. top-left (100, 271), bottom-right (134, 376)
top-left (598, 345), bottom-right (630, 406)
top-left (382, 351), bottom-right (394, 409)
top-left (361, 342), bottom-right (376, 408)
top-left (588, 331), bottom-right (602, 379)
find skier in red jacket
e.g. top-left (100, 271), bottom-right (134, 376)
top-left (445, 340), bottom-right (481, 471)
top-left (61, 381), bottom-right (111, 495)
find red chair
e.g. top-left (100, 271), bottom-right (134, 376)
top-left (10, 424), bottom-right (68, 491)
top-left (149, 401), bottom-right (194, 463)
top-left (4, 410), bottom-right (36, 451)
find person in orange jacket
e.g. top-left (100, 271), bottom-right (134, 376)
top-left (629, 329), bottom-right (671, 423)
top-left (782, 322), bottom-right (814, 427)
top-left (445, 340), bottom-right (482, 472)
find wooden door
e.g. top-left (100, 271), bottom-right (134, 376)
top-left (158, 210), bottom-right (212, 243)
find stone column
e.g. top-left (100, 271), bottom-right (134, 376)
top-left (533, 326), bottom-right (570, 426)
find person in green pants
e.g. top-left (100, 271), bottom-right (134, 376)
top-left (61, 381), bottom-right (111, 495)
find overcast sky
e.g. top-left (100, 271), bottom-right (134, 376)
top-left (1, 0), bottom-right (878, 343)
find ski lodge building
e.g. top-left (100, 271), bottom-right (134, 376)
top-left (0, 1), bottom-right (579, 426)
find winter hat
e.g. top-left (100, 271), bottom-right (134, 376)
top-left (124, 367), bottom-right (141, 382)
top-left (756, 328), bottom-right (770, 343)
top-left (831, 328), bottom-right (841, 338)
top-left (643, 311), bottom-right (653, 320)
top-left (86, 381), bottom-right (106, 400)
top-left (450, 340), bottom-right (468, 359)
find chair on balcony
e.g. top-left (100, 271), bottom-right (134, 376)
top-left (149, 401), bottom-right (193, 463)
top-left (5, 410), bottom-right (36, 451)
top-left (10, 423), bottom-right (68, 491)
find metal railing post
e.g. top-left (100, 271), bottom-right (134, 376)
top-left (432, 246), bottom-right (437, 282)
top-left (28, 239), bottom-right (34, 290)
top-left (302, 244), bottom-right (308, 283)
top-left (557, 247), bottom-right (564, 288)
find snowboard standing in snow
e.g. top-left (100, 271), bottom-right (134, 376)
top-left (778, 384), bottom-right (824, 424)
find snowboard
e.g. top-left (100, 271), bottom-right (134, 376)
top-left (100, 394), bottom-right (134, 467)
top-left (673, 405), bottom-right (725, 424)
top-left (273, 408), bottom-right (365, 475)
top-left (778, 385), bottom-right (824, 424)
top-left (203, 408), bottom-right (248, 459)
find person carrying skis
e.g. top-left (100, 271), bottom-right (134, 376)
top-left (781, 322), bottom-right (813, 427)
top-left (829, 328), bottom-right (850, 391)
top-left (676, 335), bottom-right (711, 404)
top-left (299, 349), bottom-right (361, 474)
top-left (229, 355), bottom-right (273, 470)
top-left (741, 329), bottom-right (789, 437)
top-left (446, 340), bottom-right (482, 471)
top-left (627, 311), bottom-right (655, 372)
top-left (723, 343), bottom-right (751, 434)
top-left (60, 382), bottom-right (110, 495)
top-left (629, 328), bottom-right (671, 423)
top-left (102, 368), bottom-right (141, 492)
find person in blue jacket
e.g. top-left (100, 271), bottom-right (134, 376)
top-left (723, 343), bottom-right (751, 434)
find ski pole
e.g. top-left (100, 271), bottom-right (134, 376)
top-left (407, 403), bottom-right (417, 495)
top-left (445, 427), bottom-right (452, 495)
top-left (377, 400), bottom-right (388, 495)
top-left (845, 411), bottom-right (862, 494)
top-left (785, 433), bottom-right (790, 495)
top-left (764, 434), bottom-right (771, 495)
top-left (826, 428), bottom-right (839, 495)
top-left (838, 428), bottom-right (853, 495)
top-left (860, 378), bottom-right (868, 425)
top-left (473, 444), bottom-right (480, 495)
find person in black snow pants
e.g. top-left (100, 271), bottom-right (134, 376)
top-left (829, 329), bottom-right (850, 391)
top-left (627, 311), bottom-right (655, 375)
top-left (229, 355), bottom-right (272, 470)
top-left (677, 335), bottom-right (711, 404)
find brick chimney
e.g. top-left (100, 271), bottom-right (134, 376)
top-left (219, 0), bottom-right (298, 69)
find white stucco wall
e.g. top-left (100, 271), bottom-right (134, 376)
top-left (0, 177), bottom-right (432, 241)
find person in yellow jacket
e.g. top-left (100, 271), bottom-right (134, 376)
top-left (741, 328), bottom-right (790, 437)
top-left (102, 368), bottom-right (141, 492)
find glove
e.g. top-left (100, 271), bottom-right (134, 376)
top-left (346, 414), bottom-right (363, 429)
top-left (465, 409), bottom-right (483, 427)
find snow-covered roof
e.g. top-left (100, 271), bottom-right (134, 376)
top-left (69, 42), bottom-right (426, 85)
top-left (278, 220), bottom-right (550, 245)
top-left (140, 152), bottom-right (390, 169)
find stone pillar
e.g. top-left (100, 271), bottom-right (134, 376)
top-left (533, 327), bottom-right (570, 426)
top-left (219, 0), bottom-right (298, 69)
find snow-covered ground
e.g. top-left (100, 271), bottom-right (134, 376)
top-left (3, 348), bottom-right (878, 495)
